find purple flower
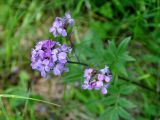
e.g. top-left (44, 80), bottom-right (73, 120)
top-left (101, 87), bottom-right (108, 94)
top-left (95, 81), bottom-right (103, 89)
top-left (31, 40), bottom-right (72, 77)
top-left (82, 65), bottom-right (112, 94)
top-left (100, 66), bottom-right (110, 74)
top-left (82, 84), bottom-right (89, 90)
top-left (39, 59), bottom-right (50, 77)
top-left (61, 44), bottom-right (72, 53)
top-left (105, 76), bottom-right (111, 82)
top-left (58, 52), bottom-right (67, 63)
top-left (98, 74), bottom-right (105, 81)
top-left (49, 17), bottom-right (67, 37)
top-left (64, 12), bottom-right (75, 25)
top-left (53, 63), bottom-right (65, 76)
top-left (84, 68), bottom-right (93, 80)
top-left (49, 12), bottom-right (74, 37)
top-left (52, 54), bottom-right (57, 62)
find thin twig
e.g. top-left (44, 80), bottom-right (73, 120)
top-left (67, 61), bottom-right (88, 66)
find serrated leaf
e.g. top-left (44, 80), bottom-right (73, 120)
top-left (100, 95), bottom-right (117, 105)
top-left (109, 87), bottom-right (119, 94)
top-left (108, 40), bottom-right (117, 56)
top-left (118, 37), bottom-right (131, 54)
top-left (125, 55), bottom-right (136, 61)
top-left (100, 107), bottom-right (119, 120)
top-left (117, 63), bottom-right (128, 77)
top-left (119, 85), bottom-right (136, 95)
top-left (118, 98), bottom-right (136, 109)
top-left (118, 107), bottom-right (133, 120)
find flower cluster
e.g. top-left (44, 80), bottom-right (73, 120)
top-left (31, 12), bottom-right (113, 95)
top-left (31, 40), bottom-right (72, 77)
top-left (49, 13), bottom-right (74, 37)
top-left (82, 66), bottom-right (112, 94)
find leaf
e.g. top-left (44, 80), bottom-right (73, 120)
top-left (118, 37), bottom-right (131, 54)
top-left (74, 0), bottom-right (84, 15)
top-left (63, 66), bottom-right (83, 83)
top-left (108, 40), bottom-right (117, 56)
top-left (106, 38), bottom-right (134, 76)
top-left (99, 3), bottom-right (113, 18)
top-left (117, 63), bottom-right (128, 77)
top-left (19, 70), bottom-right (29, 89)
top-left (125, 54), bottom-right (136, 61)
top-left (119, 85), bottom-right (136, 95)
top-left (100, 95), bottom-right (117, 105)
top-left (19, 71), bottom-right (30, 81)
top-left (137, 74), bottom-right (151, 81)
top-left (74, 90), bottom-right (88, 103)
top-left (118, 107), bottom-right (133, 120)
top-left (118, 98), bottom-right (136, 109)
top-left (144, 103), bottom-right (157, 116)
top-left (100, 107), bottom-right (119, 120)
top-left (63, 72), bottom-right (82, 83)
top-left (108, 87), bottom-right (119, 94)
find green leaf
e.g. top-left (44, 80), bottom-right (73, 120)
top-left (118, 37), bottom-right (131, 54)
top-left (119, 85), bottom-right (136, 95)
top-left (100, 107), bottom-right (119, 120)
top-left (137, 74), bottom-right (151, 81)
top-left (117, 63), bottom-right (128, 77)
top-left (144, 103), bottom-right (157, 116)
top-left (108, 40), bottom-right (117, 56)
top-left (118, 98), bottom-right (136, 109)
top-left (100, 95), bottom-right (117, 105)
top-left (118, 107), bottom-right (133, 120)
top-left (125, 55), bottom-right (136, 61)
top-left (19, 70), bottom-right (29, 88)
top-left (19, 70), bottom-right (29, 81)
top-left (109, 87), bottom-right (119, 94)
top-left (99, 3), bottom-right (113, 18)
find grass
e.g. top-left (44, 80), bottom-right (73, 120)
top-left (0, 0), bottom-right (160, 119)
top-left (0, 94), bottom-right (60, 107)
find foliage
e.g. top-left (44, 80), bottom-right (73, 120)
top-left (0, 0), bottom-right (159, 120)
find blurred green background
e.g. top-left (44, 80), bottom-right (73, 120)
top-left (0, 0), bottom-right (160, 120)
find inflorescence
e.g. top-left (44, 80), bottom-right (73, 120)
top-left (49, 12), bottom-right (74, 37)
top-left (31, 12), bottom-right (112, 94)
top-left (31, 40), bottom-right (72, 77)
top-left (82, 66), bottom-right (112, 94)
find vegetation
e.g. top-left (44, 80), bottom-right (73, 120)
top-left (0, 0), bottom-right (159, 119)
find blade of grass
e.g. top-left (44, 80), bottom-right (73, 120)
top-left (0, 94), bottom-right (61, 107)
